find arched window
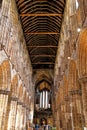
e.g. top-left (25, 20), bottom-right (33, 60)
top-left (76, 0), bottom-right (79, 10)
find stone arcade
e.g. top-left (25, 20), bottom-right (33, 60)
top-left (0, 0), bottom-right (87, 130)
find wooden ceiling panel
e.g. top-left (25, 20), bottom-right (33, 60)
top-left (25, 34), bottom-right (59, 46)
top-left (15, 0), bottom-right (66, 69)
top-left (17, 0), bottom-right (64, 14)
top-left (29, 47), bottom-right (56, 55)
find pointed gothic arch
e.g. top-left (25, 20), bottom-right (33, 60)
top-left (0, 60), bottom-right (11, 91)
top-left (18, 84), bottom-right (23, 102)
top-left (11, 74), bottom-right (18, 98)
top-left (78, 28), bottom-right (87, 78)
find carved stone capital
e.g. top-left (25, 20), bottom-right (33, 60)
top-left (17, 101), bottom-right (23, 105)
top-left (10, 96), bottom-right (18, 101)
top-left (79, 75), bottom-right (87, 83)
top-left (69, 89), bottom-right (82, 95)
top-left (0, 89), bottom-right (10, 95)
top-left (0, 44), bottom-right (5, 50)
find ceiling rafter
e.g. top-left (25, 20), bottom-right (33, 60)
top-left (26, 35), bottom-right (59, 46)
top-left (29, 46), bottom-right (56, 55)
top-left (20, 5), bottom-right (63, 14)
top-left (30, 54), bottom-right (55, 57)
top-left (27, 45), bottom-right (58, 48)
top-left (20, 13), bottom-right (62, 17)
top-left (31, 57), bottom-right (55, 63)
top-left (24, 32), bottom-right (59, 35)
top-left (18, 1), bottom-right (64, 13)
top-left (32, 62), bottom-right (54, 65)
top-left (23, 24), bottom-right (60, 33)
top-left (15, 0), bottom-right (66, 69)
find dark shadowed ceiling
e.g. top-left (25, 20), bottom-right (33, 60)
top-left (15, 0), bottom-right (66, 69)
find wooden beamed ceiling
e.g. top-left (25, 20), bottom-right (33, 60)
top-left (15, 0), bottom-right (66, 69)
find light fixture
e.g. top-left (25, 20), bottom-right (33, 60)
top-left (68, 57), bottom-right (71, 60)
top-left (9, 56), bottom-right (11, 60)
top-left (77, 28), bottom-right (81, 32)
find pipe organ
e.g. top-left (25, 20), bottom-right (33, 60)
top-left (40, 90), bottom-right (50, 109)
top-left (35, 81), bottom-right (51, 110)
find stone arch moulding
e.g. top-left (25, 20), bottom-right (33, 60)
top-left (34, 70), bottom-right (53, 85)
top-left (11, 74), bottom-right (19, 98)
top-left (35, 73), bottom-right (53, 91)
top-left (78, 28), bottom-right (87, 78)
top-left (25, 92), bottom-right (29, 107)
top-left (22, 86), bottom-right (26, 104)
top-left (18, 84), bottom-right (24, 103)
top-left (0, 60), bottom-right (11, 91)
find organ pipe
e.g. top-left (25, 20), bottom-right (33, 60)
top-left (40, 92), bottom-right (42, 108)
top-left (39, 90), bottom-right (51, 109)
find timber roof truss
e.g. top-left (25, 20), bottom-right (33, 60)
top-left (15, 0), bottom-right (66, 69)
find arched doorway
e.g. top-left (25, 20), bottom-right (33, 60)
top-left (40, 117), bottom-right (47, 126)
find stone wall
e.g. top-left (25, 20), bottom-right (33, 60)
top-left (0, 0), bottom-right (34, 130)
top-left (54, 0), bottom-right (87, 130)
top-left (0, 0), bottom-right (33, 91)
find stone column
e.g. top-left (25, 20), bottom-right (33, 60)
top-left (53, 109), bottom-right (58, 129)
top-left (69, 90), bottom-right (83, 130)
top-left (15, 102), bottom-right (23, 130)
top-left (26, 107), bottom-right (30, 129)
top-left (4, 95), bottom-right (18, 130)
top-left (60, 103), bottom-right (66, 130)
top-left (4, 94), bottom-right (11, 130)
top-left (79, 77), bottom-right (87, 129)
top-left (20, 104), bottom-right (27, 130)
top-left (15, 102), bottom-right (27, 130)
top-left (56, 105), bottom-right (63, 130)
top-left (0, 90), bottom-right (9, 130)
top-left (53, 96), bottom-right (59, 129)
top-left (22, 105), bottom-right (27, 130)
top-left (56, 110), bottom-right (60, 130)
top-left (7, 97), bottom-right (18, 130)
top-left (64, 96), bottom-right (71, 130)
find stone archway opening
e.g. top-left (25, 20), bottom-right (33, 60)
top-left (78, 28), bottom-right (87, 128)
top-left (40, 117), bottom-right (47, 126)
